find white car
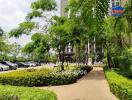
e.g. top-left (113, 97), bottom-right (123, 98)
top-left (25, 62), bottom-right (36, 67)
top-left (0, 63), bottom-right (10, 71)
top-left (2, 61), bottom-right (17, 70)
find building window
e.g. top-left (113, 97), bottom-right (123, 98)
top-left (115, 0), bottom-right (120, 2)
top-left (112, 3), bottom-right (115, 7)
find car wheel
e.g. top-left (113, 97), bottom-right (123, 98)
top-left (14, 68), bottom-right (17, 70)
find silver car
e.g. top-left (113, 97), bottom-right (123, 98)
top-left (25, 62), bottom-right (36, 67)
top-left (0, 63), bottom-right (10, 71)
top-left (2, 61), bottom-right (17, 70)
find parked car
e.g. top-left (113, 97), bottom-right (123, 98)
top-left (15, 62), bottom-right (29, 68)
top-left (35, 62), bottom-right (41, 66)
top-left (0, 63), bottom-right (10, 71)
top-left (25, 62), bottom-right (36, 67)
top-left (1, 61), bottom-right (17, 70)
top-left (0, 67), bottom-right (2, 71)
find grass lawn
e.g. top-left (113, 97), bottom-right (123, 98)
top-left (0, 85), bottom-right (57, 100)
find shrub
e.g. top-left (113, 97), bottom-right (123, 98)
top-left (118, 48), bottom-right (132, 78)
top-left (0, 66), bottom-right (91, 87)
top-left (0, 95), bottom-right (20, 100)
top-left (105, 70), bottom-right (132, 100)
top-left (0, 85), bottom-right (57, 100)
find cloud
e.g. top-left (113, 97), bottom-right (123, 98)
top-left (0, 0), bottom-right (35, 32)
top-left (0, 0), bottom-right (60, 46)
top-left (0, 0), bottom-right (35, 46)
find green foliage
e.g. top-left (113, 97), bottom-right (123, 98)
top-left (26, 10), bottom-right (43, 21)
top-left (9, 22), bottom-right (35, 37)
top-left (0, 85), bottom-right (57, 100)
top-left (0, 37), bottom-right (7, 52)
top-left (105, 70), bottom-right (132, 100)
top-left (0, 27), bottom-right (4, 36)
top-left (118, 48), bottom-right (132, 78)
top-left (49, 16), bottom-right (85, 70)
top-left (22, 42), bottom-right (35, 54)
top-left (0, 66), bottom-right (89, 87)
top-left (0, 28), bottom-right (11, 61)
top-left (31, 33), bottom-right (43, 43)
top-left (48, 55), bottom-right (58, 63)
top-left (22, 33), bottom-right (51, 62)
top-left (68, 0), bottom-right (109, 33)
top-left (103, 13), bottom-right (132, 68)
top-left (8, 28), bottom-right (24, 38)
top-left (9, 0), bottom-right (56, 37)
top-left (49, 16), bottom-right (87, 54)
top-left (125, 0), bottom-right (132, 33)
top-left (19, 22), bottom-right (35, 32)
top-left (0, 95), bottom-right (19, 100)
top-left (31, 0), bottom-right (56, 11)
top-left (7, 0), bottom-right (132, 74)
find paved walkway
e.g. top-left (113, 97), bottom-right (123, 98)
top-left (40, 67), bottom-right (117, 100)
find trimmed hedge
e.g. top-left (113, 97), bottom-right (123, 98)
top-left (0, 66), bottom-right (92, 87)
top-left (105, 70), bottom-right (132, 100)
top-left (0, 85), bottom-right (57, 100)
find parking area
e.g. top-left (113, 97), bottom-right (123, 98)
top-left (0, 63), bottom-right (56, 73)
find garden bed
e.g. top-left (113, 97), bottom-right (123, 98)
top-left (0, 66), bottom-right (92, 87)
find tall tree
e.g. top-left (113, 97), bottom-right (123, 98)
top-left (102, 0), bottom-right (132, 68)
top-left (0, 27), bottom-right (10, 61)
top-left (9, 43), bottom-right (21, 62)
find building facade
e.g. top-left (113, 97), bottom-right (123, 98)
top-left (110, 0), bottom-right (128, 7)
top-left (60, 0), bottom-right (68, 16)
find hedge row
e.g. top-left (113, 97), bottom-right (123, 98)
top-left (105, 70), bottom-right (132, 100)
top-left (0, 85), bottom-right (57, 100)
top-left (0, 66), bottom-right (92, 87)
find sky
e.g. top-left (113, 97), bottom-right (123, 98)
top-left (0, 0), bottom-right (60, 46)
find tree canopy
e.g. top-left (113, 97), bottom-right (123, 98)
top-left (7, 0), bottom-right (132, 70)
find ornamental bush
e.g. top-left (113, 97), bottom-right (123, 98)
top-left (118, 48), bottom-right (132, 78)
top-left (0, 85), bottom-right (57, 100)
top-left (0, 66), bottom-right (92, 87)
top-left (105, 70), bottom-right (132, 100)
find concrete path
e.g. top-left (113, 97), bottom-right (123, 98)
top-left (40, 67), bottom-right (117, 100)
